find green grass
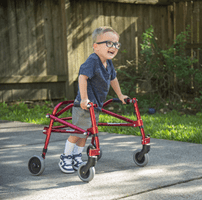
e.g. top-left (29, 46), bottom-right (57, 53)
top-left (1, 101), bottom-right (202, 144)
top-left (0, 101), bottom-right (71, 125)
top-left (99, 111), bottom-right (202, 144)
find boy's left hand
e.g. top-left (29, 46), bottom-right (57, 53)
top-left (118, 94), bottom-right (129, 104)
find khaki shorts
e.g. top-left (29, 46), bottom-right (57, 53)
top-left (71, 106), bottom-right (100, 138)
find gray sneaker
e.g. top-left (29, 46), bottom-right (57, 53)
top-left (72, 153), bottom-right (85, 171)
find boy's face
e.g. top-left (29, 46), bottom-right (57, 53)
top-left (94, 32), bottom-right (119, 63)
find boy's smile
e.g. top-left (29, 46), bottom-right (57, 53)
top-left (93, 32), bottom-right (120, 65)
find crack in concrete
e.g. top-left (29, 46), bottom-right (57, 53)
top-left (114, 176), bottom-right (202, 199)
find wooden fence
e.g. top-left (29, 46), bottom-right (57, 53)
top-left (173, 1), bottom-right (202, 91)
top-left (0, 0), bottom-right (69, 102)
top-left (0, 0), bottom-right (201, 102)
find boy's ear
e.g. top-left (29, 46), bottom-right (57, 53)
top-left (93, 43), bottom-right (98, 50)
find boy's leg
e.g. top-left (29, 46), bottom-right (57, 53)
top-left (71, 109), bottom-right (100, 170)
top-left (68, 135), bottom-right (85, 145)
top-left (76, 137), bottom-right (87, 147)
top-left (63, 136), bottom-right (81, 155)
top-left (59, 106), bottom-right (99, 172)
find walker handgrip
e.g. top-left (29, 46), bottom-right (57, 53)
top-left (74, 102), bottom-right (81, 107)
top-left (112, 98), bottom-right (130, 104)
top-left (112, 98), bottom-right (122, 103)
top-left (74, 102), bottom-right (92, 109)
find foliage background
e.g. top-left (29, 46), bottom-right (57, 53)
top-left (111, 26), bottom-right (202, 114)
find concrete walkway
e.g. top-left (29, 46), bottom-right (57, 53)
top-left (0, 120), bottom-right (202, 200)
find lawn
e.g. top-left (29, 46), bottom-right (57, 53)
top-left (0, 101), bottom-right (202, 144)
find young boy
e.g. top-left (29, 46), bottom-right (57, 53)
top-left (59, 26), bottom-right (128, 173)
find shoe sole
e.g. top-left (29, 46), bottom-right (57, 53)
top-left (73, 166), bottom-right (78, 171)
top-left (58, 163), bottom-right (75, 174)
top-left (73, 161), bottom-right (87, 171)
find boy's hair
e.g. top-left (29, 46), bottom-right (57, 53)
top-left (92, 26), bottom-right (119, 44)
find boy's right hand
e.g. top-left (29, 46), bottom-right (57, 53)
top-left (80, 99), bottom-right (90, 110)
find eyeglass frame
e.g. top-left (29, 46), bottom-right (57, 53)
top-left (96, 40), bottom-right (121, 49)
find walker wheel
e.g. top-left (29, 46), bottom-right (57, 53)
top-left (133, 149), bottom-right (149, 167)
top-left (78, 163), bottom-right (95, 182)
top-left (87, 144), bottom-right (102, 161)
top-left (28, 155), bottom-right (45, 175)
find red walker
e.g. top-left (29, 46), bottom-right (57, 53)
top-left (28, 98), bottom-right (150, 182)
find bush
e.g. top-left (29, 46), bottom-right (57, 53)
top-left (116, 25), bottom-right (202, 112)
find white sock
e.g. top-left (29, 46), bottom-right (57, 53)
top-left (72, 145), bottom-right (84, 155)
top-left (64, 140), bottom-right (75, 156)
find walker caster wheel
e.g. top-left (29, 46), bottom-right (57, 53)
top-left (87, 144), bottom-right (102, 161)
top-left (133, 149), bottom-right (149, 167)
top-left (28, 155), bottom-right (45, 175)
top-left (78, 163), bottom-right (95, 182)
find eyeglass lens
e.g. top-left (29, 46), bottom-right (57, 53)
top-left (106, 41), bottom-right (121, 49)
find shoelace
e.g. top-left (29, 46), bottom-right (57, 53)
top-left (73, 155), bottom-right (83, 163)
top-left (75, 157), bottom-right (82, 163)
top-left (63, 158), bottom-right (72, 165)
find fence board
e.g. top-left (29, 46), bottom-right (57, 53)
top-left (136, 4), bottom-right (143, 65)
top-left (130, 5), bottom-right (138, 63)
top-left (121, 3), bottom-right (128, 61)
top-left (193, 1), bottom-right (199, 45)
top-left (0, 75), bottom-right (68, 84)
top-left (77, 0), bottom-right (85, 69)
top-left (71, 0), bottom-right (78, 77)
top-left (7, 0), bottom-right (19, 76)
top-left (193, 1), bottom-right (201, 89)
top-left (44, 0), bottom-right (55, 75)
top-left (200, 2), bottom-right (202, 45)
top-left (65, 0), bottom-right (75, 99)
top-left (104, 2), bottom-right (111, 26)
top-left (185, 1), bottom-right (192, 44)
top-left (162, 6), bottom-right (168, 49)
top-left (167, 5), bottom-right (174, 46)
top-left (66, 0), bottom-right (74, 87)
top-left (114, 3), bottom-right (123, 64)
top-left (97, 1), bottom-right (104, 27)
top-left (120, 3), bottom-right (127, 65)
top-left (72, 0), bottom-right (80, 77)
top-left (128, 5), bottom-right (135, 60)
top-left (155, 6), bottom-right (163, 47)
top-left (0, 2), bottom-right (9, 77)
top-left (143, 5), bottom-right (150, 33)
top-left (200, 2), bottom-right (202, 70)
top-left (82, 1), bottom-right (91, 61)
top-left (52, 0), bottom-right (60, 75)
top-left (1, 82), bottom-right (66, 101)
top-left (35, 0), bottom-right (47, 76)
top-left (26, 0), bottom-right (37, 75)
top-left (16, 0), bottom-right (29, 75)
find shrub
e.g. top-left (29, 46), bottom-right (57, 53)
top-left (116, 25), bottom-right (202, 112)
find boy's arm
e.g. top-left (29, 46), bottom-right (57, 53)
top-left (110, 77), bottom-right (128, 104)
top-left (79, 74), bottom-right (89, 110)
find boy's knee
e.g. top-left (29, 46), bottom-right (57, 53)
top-left (68, 136), bottom-right (80, 143)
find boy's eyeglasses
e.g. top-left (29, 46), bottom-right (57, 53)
top-left (96, 41), bottom-right (121, 49)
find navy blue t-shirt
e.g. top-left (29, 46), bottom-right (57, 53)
top-left (75, 53), bottom-right (116, 110)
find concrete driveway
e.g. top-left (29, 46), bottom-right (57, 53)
top-left (1, 120), bottom-right (202, 200)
